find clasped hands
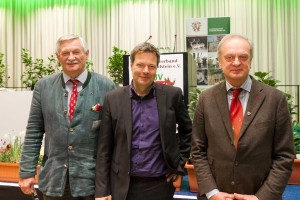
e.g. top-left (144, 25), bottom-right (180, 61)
top-left (210, 192), bottom-right (259, 200)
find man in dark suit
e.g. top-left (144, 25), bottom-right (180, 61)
top-left (19, 34), bottom-right (116, 199)
top-left (191, 34), bottom-right (295, 200)
top-left (95, 42), bottom-right (192, 200)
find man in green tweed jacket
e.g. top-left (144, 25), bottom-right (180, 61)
top-left (19, 34), bottom-right (116, 199)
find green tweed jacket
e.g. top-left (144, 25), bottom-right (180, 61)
top-left (20, 71), bottom-right (116, 197)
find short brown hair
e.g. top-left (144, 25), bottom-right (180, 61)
top-left (130, 42), bottom-right (160, 66)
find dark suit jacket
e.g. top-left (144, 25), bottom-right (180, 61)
top-left (95, 84), bottom-right (192, 200)
top-left (191, 77), bottom-right (295, 200)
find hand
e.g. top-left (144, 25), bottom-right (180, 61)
top-left (234, 193), bottom-right (259, 200)
top-left (95, 195), bottom-right (112, 200)
top-left (19, 177), bottom-right (35, 195)
top-left (210, 192), bottom-right (234, 200)
top-left (165, 173), bottom-right (179, 182)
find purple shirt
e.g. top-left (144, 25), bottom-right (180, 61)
top-left (130, 86), bottom-right (168, 177)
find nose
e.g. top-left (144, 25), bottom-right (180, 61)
top-left (142, 66), bottom-right (150, 73)
top-left (232, 56), bottom-right (241, 65)
top-left (68, 52), bottom-right (75, 60)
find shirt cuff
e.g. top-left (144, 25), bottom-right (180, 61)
top-left (206, 189), bottom-right (220, 199)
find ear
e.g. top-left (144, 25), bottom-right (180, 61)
top-left (130, 62), bottom-right (133, 71)
top-left (85, 50), bottom-right (89, 59)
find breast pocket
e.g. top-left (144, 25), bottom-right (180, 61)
top-left (91, 120), bottom-right (101, 131)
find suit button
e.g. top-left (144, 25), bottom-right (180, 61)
top-left (231, 181), bottom-right (235, 185)
top-left (68, 146), bottom-right (73, 150)
top-left (63, 110), bottom-right (67, 115)
top-left (64, 164), bottom-right (68, 168)
top-left (69, 128), bottom-right (74, 132)
top-left (235, 161), bottom-right (239, 166)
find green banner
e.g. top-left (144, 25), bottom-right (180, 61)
top-left (208, 17), bottom-right (230, 35)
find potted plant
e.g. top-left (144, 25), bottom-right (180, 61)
top-left (185, 87), bottom-right (202, 192)
top-left (0, 135), bottom-right (40, 183)
top-left (21, 48), bottom-right (60, 90)
top-left (107, 46), bottom-right (128, 85)
top-left (0, 53), bottom-right (8, 88)
top-left (288, 122), bottom-right (300, 184)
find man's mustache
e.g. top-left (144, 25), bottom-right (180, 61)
top-left (66, 61), bottom-right (79, 64)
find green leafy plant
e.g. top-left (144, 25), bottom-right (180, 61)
top-left (0, 136), bottom-right (23, 163)
top-left (254, 71), bottom-right (297, 116)
top-left (107, 46), bottom-right (128, 84)
top-left (85, 59), bottom-right (94, 72)
top-left (188, 88), bottom-right (201, 121)
top-left (21, 48), bottom-right (60, 90)
top-left (293, 122), bottom-right (300, 154)
top-left (254, 71), bottom-right (279, 87)
top-left (0, 53), bottom-right (8, 87)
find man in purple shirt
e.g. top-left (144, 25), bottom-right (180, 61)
top-left (95, 42), bottom-right (192, 200)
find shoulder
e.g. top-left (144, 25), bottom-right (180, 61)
top-left (155, 83), bottom-right (182, 94)
top-left (201, 81), bottom-right (225, 96)
top-left (251, 77), bottom-right (285, 98)
top-left (89, 72), bottom-right (116, 90)
top-left (36, 73), bottom-right (62, 86)
top-left (90, 72), bottom-right (114, 84)
top-left (106, 85), bottom-right (129, 97)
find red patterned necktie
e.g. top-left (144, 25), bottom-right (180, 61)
top-left (230, 88), bottom-right (243, 150)
top-left (69, 80), bottom-right (79, 122)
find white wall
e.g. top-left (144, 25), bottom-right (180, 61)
top-left (0, 91), bottom-right (32, 148)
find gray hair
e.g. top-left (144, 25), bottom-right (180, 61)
top-left (130, 42), bottom-right (160, 66)
top-left (56, 34), bottom-right (89, 53)
top-left (217, 34), bottom-right (253, 60)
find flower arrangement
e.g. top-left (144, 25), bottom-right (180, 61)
top-left (0, 136), bottom-right (23, 163)
top-left (0, 133), bottom-right (44, 164)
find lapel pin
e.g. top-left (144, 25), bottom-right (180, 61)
top-left (247, 112), bottom-right (251, 116)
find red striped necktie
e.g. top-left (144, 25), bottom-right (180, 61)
top-left (69, 80), bottom-right (79, 122)
top-left (230, 88), bottom-right (243, 150)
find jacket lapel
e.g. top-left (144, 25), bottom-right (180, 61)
top-left (239, 78), bottom-right (265, 139)
top-left (214, 83), bottom-right (234, 142)
top-left (155, 84), bottom-right (166, 138)
top-left (121, 86), bottom-right (133, 156)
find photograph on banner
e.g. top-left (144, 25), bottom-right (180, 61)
top-left (185, 17), bottom-right (230, 87)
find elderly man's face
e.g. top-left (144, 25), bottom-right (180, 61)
top-left (218, 37), bottom-right (252, 87)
